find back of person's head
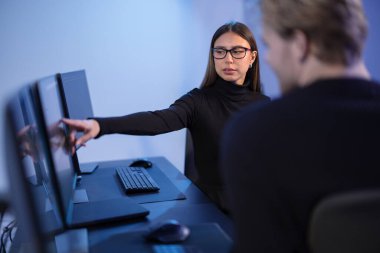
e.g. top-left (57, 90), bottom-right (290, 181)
top-left (200, 21), bottom-right (262, 93)
top-left (260, 0), bottom-right (368, 66)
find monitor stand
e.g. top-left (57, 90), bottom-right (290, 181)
top-left (73, 189), bottom-right (89, 204)
top-left (55, 228), bottom-right (89, 253)
top-left (79, 162), bottom-right (99, 174)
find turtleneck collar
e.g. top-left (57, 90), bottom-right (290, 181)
top-left (213, 77), bottom-right (252, 97)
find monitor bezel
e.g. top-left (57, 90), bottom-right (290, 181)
top-left (5, 85), bottom-right (66, 252)
top-left (32, 74), bottom-right (78, 225)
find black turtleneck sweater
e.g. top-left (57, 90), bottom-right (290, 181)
top-left (94, 78), bottom-right (269, 205)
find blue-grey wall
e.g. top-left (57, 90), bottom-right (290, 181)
top-left (362, 1), bottom-right (380, 81)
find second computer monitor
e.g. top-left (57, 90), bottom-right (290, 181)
top-left (5, 86), bottom-right (65, 252)
top-left (33, 74), bottom-right (78, 224)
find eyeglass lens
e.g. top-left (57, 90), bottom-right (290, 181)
top-left (212, 47), bottom-right (250, 59)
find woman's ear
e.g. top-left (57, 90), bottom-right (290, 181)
top-left (251, 50), bottom-right (257, 64)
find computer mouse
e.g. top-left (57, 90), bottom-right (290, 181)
top-left (129, 159), bottom-right (153, 168)
top-left (145, 219), bottom-right (191, 243)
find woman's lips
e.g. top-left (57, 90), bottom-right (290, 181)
top-left (223, 68), bottom-right (236, 75)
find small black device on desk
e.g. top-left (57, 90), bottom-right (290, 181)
top-left (129, 159), bottom-right (153, 169)
top-left (145, 219), bottom-right (191, 243)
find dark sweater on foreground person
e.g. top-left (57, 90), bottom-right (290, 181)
top-left (94, 77), bottom-right (269, 209)
top-left (221, 77), bottom-right (380, 253)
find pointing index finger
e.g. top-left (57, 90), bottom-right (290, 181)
top-left (62, 118), bottom-right (87, 131)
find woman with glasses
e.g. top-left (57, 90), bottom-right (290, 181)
top-left (63, 21), bottom-right (270, 212)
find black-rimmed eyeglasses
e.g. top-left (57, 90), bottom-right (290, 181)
top-left (212, 46), bottom-right (252, 59)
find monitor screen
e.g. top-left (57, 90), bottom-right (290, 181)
top-left (58, 69), bottom-right (94, 120)
top-left (58, 70), bottom-right (95, 173)
top-left (5, 86), bottom-right (64, 252)
top-left (34, 75), bottom-right (77, 222)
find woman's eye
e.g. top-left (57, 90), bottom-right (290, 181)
top-left (233, 50), bottom-right (244, 54)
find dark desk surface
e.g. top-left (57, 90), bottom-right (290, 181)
top-left (80, 156), bottom-right (234, 252)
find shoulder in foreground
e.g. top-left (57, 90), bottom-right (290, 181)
top-left (253, 92), bottom-right (271, 101)
top-left (232, 97), bottom-right (272, 123)
top-left (227, 93), bottom-right (289, 130)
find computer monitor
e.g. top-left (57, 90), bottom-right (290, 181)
top-left (32, 75), bottom-right (77, 224)
top-left (5, 86), bottom-right (65, 252)
top-left (33, 74), bottom-right (149, 228)
top-left (57, 70), bottom-right (98, 174)
top-left (57, 69), bottom-right (94, 121)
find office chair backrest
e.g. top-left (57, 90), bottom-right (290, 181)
top-left (309, 189), bottom-right (380, 253)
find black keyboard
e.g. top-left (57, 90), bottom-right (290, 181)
top-left (116, 166), bottom-right (160, 193)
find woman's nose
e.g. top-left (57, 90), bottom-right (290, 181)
top-left (225, 51), bottom-right (234, 62)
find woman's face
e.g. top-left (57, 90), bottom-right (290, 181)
top-left (213, 32), bottom-right (256, 85)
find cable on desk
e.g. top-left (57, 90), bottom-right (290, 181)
top-left (8, 226), bottom-right (15, 243)
top-left (0, 209), bottom-right (5, 253)
top-left (0, 213), bottom-right (4, 233)
top-left (0, 203), bottom-right (7, 233)
top-left (0, 219), bottom-right (16, 253)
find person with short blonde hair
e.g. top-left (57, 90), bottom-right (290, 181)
top-left (221, 0), bottom-right (380, 252)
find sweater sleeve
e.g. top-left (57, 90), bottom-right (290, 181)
top-left (93, 88), bottom-right (201, 137)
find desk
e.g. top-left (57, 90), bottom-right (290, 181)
top-left (79, 156), bottom-right (234, 252)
